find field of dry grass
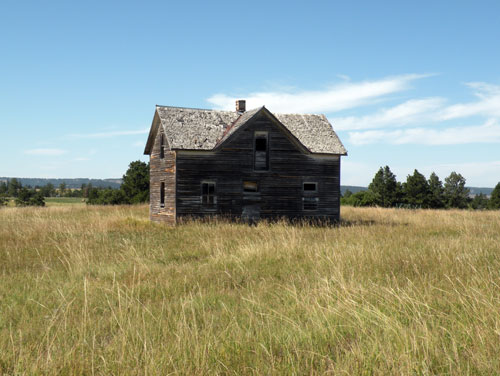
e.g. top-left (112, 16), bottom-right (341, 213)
top-left (1, 205), bottom-right (500, 374)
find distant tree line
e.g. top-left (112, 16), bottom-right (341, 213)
top-left (1, 160), bottom-right (149, 207)
top-left (342, 166), bottom-right (500, 210)
top-left (0, 179), bottom-right (46, 206)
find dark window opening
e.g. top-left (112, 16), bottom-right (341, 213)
top-left (160, 182), bottom-right (165, 208)
top-left (201, 182), bottom-right (216, 207)
top-left (303, 182), bottom-right (318, 192)
top-left (160, 134), bottom-right (165, 159)
top-left (255, 137), bottom-right (267, 151)
top-left (243, 181), bottom-right (259, 193)
top-left (254, 132), bottom-right (269, 171)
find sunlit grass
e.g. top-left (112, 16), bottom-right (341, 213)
top-left (1, 205), bottom-right (500, 374)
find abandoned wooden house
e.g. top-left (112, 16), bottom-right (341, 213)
top-left (143, 100), bottom-right (347, 224)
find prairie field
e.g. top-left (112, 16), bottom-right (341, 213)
top-left (1, 205), bottom-right (500, 375)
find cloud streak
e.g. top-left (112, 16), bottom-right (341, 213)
top-left (333, 98), bottom-right (445, 131)
top-left (24, 148), bottom-right (67, 156)
top-left (68, 128), bottom-right (149, 139)
top-left (349, 119), bottom-right (500, 146)
top-left (207, 74), bottom-right (431, 114)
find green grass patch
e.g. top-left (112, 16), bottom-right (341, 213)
top-left (45, 197), bottom-right (86, 206)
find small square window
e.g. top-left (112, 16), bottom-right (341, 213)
top-left (243, 181), bottom-right (259, 193)
top-left (303, 182), bottom-right (318, 192)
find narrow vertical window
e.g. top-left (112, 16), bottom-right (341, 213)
top-left (254, 132), bottom-right (269, 171)
top-left (201, 181), bottom-right (216, 208)
top-left (303, 182), bottom-right (318, 211)
top-left (160, 134), bottom-right (165, 159)
top-left (160, 182), bottom-right (165, 208)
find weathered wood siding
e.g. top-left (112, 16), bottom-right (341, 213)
top-left (175, 111), bottom-right (341, 222)
top-left (149, 123), bottom-right (176, 224)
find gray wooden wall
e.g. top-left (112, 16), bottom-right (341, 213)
top-left (174, 111), bottom-right (341, 222)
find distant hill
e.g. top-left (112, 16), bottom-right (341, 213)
top-left (341, 185), bottom-right (367, 195)
top-left (467, 187), bottom-right (493, 197)
top-left (0, 177), bottom-right (122, 189)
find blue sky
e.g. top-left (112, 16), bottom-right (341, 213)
top-left (1, 0), bottom-right (499, 186)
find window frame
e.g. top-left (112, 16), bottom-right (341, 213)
top-left (303, 182), bottom-right (318, 193)
top-left (302, 181), bottom-right (319, 211)
top-left (201, 181), bottom-right (217, 209)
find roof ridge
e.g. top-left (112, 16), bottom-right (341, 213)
top-left (156, 104), bottom-right (235, 113)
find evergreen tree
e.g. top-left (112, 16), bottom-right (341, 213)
top-left (15, 188), bottom-right (45, 206)
top-left (490, 182), bottom-right (500, 209)
top-left (59, 182), bottom-right (66, 197)
top-left (470, 193), bottom-right (489, 210)
top-left (8, 178), bottom-right (22, 197)
top-left (121, 160), bottom-right (149, 204)
top-left (403, 169), bottom-right (430, 208)
top-left (40, 183), bottom-right (55, 197)
top-left (368, 166), bottom-right (400, 207)
top-left (427, 172), bottom-right (445, 209)
top-left (0, 181), bottom-right (7, 195)
top-left (443, 172), bottom-right (469, 208)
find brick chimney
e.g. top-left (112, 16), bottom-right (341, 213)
top-left (236, 99), bottom-right (246, 113)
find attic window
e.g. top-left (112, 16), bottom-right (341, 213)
top-left (160, 182), bottom-right (165, 208)
top-left (160, 134), bottom-right (165, 159)
top-left (201, 181), bottom-right (216, 208)
top-left (254, 132), bottom-right (269, 171)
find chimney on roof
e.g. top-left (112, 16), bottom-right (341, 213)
top-left (236, 99), bottom-right (246, 113)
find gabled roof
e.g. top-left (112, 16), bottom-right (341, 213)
top-left (144, 105), bottom-right (347, 155)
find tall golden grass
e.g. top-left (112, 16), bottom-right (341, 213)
top-left (1, 205), bottom-right (500, 374)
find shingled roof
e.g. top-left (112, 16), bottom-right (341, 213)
top-left (144, 105), bottom-right (347, 155)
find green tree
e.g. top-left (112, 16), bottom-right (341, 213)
top-left (59, 182), bottom-right (66, 197)
top-left (0, 181), bottom-right (7, 195)
top-left (403, 169), bottom-right (430, 208)
top-left (8, 178), bottom-right (22, 197)
top-left (121, 160), bottom-right (149, 204)
top-left (427, 172), bottom-right (445, 209)
top-left (0, 194), bottom-right (8, 206)
top-left (470, 193), bottom-right (489, 210)
top-left (40, 183), bottom-right (55, 197)
top-left (443, 172), bottom-right (469, 209)
top-left (15, 188), bottom-right (45, 207)
top-left (368, 166), bottom-right (401, 207)
top-left (489, 182), bottom-right (500, 209)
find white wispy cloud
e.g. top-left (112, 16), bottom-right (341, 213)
top-left (438, 82), bottom-right (500, 120)
top-left (349, 119), bottom-right (500, 145)
top-left (332, 82), bottom-right (500, 133)
top-left (68, 128), bottom-right (149, 139)
top-left (207, 74), bottom-right (431, 113)
top-left (332, 97), bottom-right (445, 131)
top-left (24, 148), bottom-right (67, 156)
top-left (132, 140), bottom-right (145, 148)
